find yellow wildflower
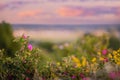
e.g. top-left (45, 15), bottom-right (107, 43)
top-left (72, 56), bottom-right (80, 63)
top-left (57, 62), bottom-right (60, 66)
top-left (108, 54), bottom-right (112, 58)
top-left (82, 56), bottom-right (87, 67)
top-left (117, 62), bottom-right (120, 65)
top-left (113, 55), bottom-right (117, 60)
top-left (97, 52), bottom-right (101, 56)
top-left (92, 57), bottom-right (96, 62)
top-left (113, 51), bottom-right (117, 55)
top-left (71, 55), bottom-right (81, 67)
top-left (117, 49), bottom-right (120, 52)
top-left (99, 57), bottom-right (104, 61)
top-left (76, 63), bottom-right (81, 67)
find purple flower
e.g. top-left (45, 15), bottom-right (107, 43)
top-left (71, 75), bottom-right (76, 79)
top-left (82, 77), bottom-right (89, 80)
top-left (63, 72), bottom-right (67, 75)
top-left (102, 49), bottom-right (108, 55)
top-left (109, 72), bottom-right (116, 79)
top-left (80, 73), bottom-right (84, 78)
top-left (28, 44), bottom-right (33, 51)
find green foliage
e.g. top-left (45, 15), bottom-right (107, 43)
top-left (52, 34), bottom-right (109, 61)
top-left (0, 21), bottom-right (20, 57)
top-left (38, 41), bottom-right (54, 52)
top-left (108, 35), bottom-right (120, 50)
top-left (0, 36), bottom-right (50, 80)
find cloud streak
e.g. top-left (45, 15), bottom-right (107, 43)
top-left (57, 6), bottom-right (120, 17)
top-left (18, 10), bottom-right (42, 17)
top-left (0, 1), bottom-right (39, 10)
top-left (42, 0), bottom-right (120, 2)
top-left (56, 7), bottom-right (84, 17)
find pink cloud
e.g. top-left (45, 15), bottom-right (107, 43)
top-left (18, 10), bottom-right (42, 17)
top-left (56, 6), bottom-right (120, 17)
top-left (0, 3), bottom-right (8, 10)
top-left (56, 7), bottom-right (84, 17)
top-left (116, 8), bottom-right (120, 15)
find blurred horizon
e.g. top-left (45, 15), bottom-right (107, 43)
top-left (12, 23), bottom-right (120, 42)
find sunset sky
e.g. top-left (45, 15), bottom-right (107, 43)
top-left (0, 0), bottom-right (120, 24)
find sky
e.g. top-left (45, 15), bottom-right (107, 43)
top-left (0, 0), bottom-right (120, 24)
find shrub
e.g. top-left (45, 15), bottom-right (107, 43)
top-left (0, 21), bottom-right (20, 57)
top-left (0, 35), bottom-right (49, 80)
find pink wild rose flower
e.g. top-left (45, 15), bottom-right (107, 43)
top-left (28, 44), bottom-right (33, 51)
top-left (102, 49), bottom-right (108, 55)
top-left (109, 72), bottom-right (116, 79)
top-left (22, 34), bottom-right (27, 39)
top-left (71, 75), bottom-right (76, 79)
